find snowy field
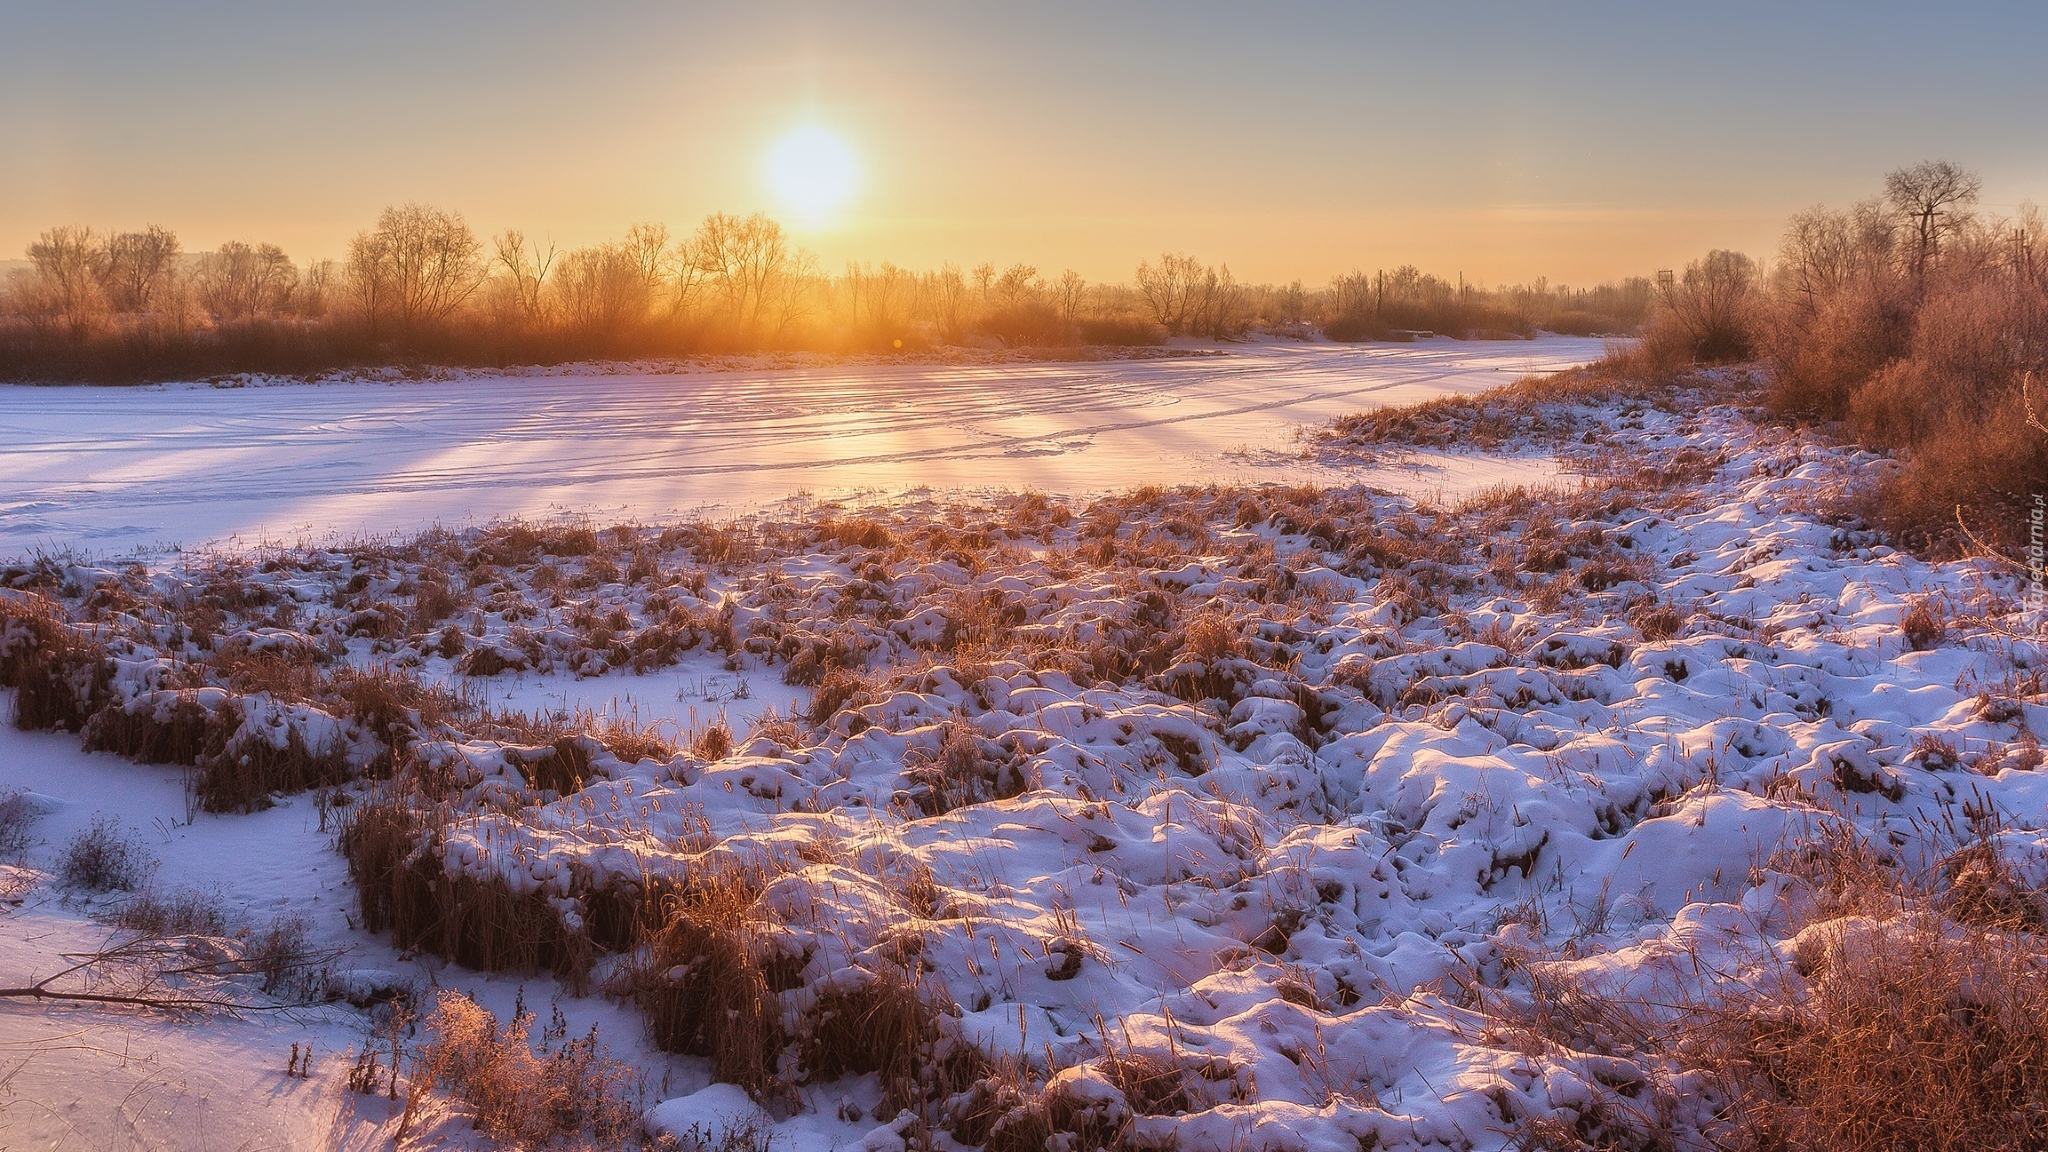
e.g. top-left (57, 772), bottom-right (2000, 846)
top-left (2, 357), bottom-right (2043, 1152)
top-left (0, 338), bottom-right (1605, 552)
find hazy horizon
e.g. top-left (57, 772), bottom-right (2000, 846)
top-left (5, 1), bottom-right (2046, 285)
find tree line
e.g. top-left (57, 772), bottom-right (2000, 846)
top-left (0, 204), bottom-right (1649, 382)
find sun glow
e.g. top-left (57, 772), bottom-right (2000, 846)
top-left (765, 125), bottom-right (859, 226)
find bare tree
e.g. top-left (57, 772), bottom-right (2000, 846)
top-left (691, 213), bottom-right (789, 340)
top-left (1136, 253), bottom-right (1240, 337)
top-left (23, 226), bottom-right (108, 339)
top-left (991, 264), bottom-right (1041, 310)
top-left (1192, 264), bottom-right (1246, 339)
top-left (623, 223), bottom-right (671, 296)
top-left (768, 249), bottom-right (821, 339)
top-left (1779, 203), bottom-right (1867, 314)
top-left (1659, 249), bottom-right (1758, 362)
top-left (1886, 160), bottom-right (1981, 280)
top-left (845, 261), bottom-right (912, 338)
top-left (1053, 270), bottom-right (1086, 330)
top-left (493, 230), bottom-right (556, 327)
top-left (100, 226), bottom-right (181, 314)
top-left (1272, 280), bottom-right (1307, 326)
top-left (926, 265), bottom-right (969, 344)
top-left (345, 204), bottom-right (486, 335)
top-left (1326, 271), bottom-right (1376, 323)
top-left (553, 242), bottom-right (650, 334)
top-left (296, 259), bottom-right (336, 319)
top-left (1136, 253), bottom-right (1206, 335)
top-left (192, 241), bottom-right (298, 322)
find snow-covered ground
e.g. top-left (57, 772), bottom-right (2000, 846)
top-left (0, 719), bottom-right (692, 1151)
top-left (3, 366), bottom-right (2043, 1151)
top-left (0, 338), bottom-right (1604, 552)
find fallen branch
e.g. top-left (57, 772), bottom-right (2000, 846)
top-left (0, 931), bottom-right (346, 1016)
top-left (0, 984), bottom-right (269, 1012)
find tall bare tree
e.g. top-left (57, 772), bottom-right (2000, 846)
top-left (23, 226), bottom-right (108, 339)
top-left (1778, 203), bottom-right (1880, 314)
top-left (345, 204), bottom-right (485, 335)
top-left (193, 241), bottom-right (298, 322)
top-left (1885, 160), bottom-right (1981, 280)
top-left (553, 242), bottom-right (650, 334)
top-left (1053, 270), bottom-right (1086, 330)
top-left (926, 265), bottom-right (969, 344)
top-left (691, 213), bottom-right (789, 340)
top-left (623, 223), bottom-right (671, 297)
top-left (493, 230), bottom-right (556, 327)
top-left (101, 226), bottom-right (181, 314)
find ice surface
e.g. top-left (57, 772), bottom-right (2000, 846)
top-left (0, 339), bottom-right (1603, 551)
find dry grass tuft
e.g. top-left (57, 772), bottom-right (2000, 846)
top-left (1495, 823), bottom-right (2048, 1152)
top-left (805, 666), bottom-right (881, 729)
top-left (1899, 595), bottom-right (1949, 651)
top-left (81, 692), bottom-right (224, 765)
top-left (690, 718), bottom-right (733, 762)
top-left (904, 722), bottom-right (1026, 817)
top-left (340, 783), bottom-right (589, 981)
top-left (798, 966), bottom-right (975, 1114)
top-left (628, 874), bottom-right (786, 1096)
top-left (0, 789), bottom-right (36, 859)
top-left (338, 788), bottom-right (439, 936)
top-left (1626, 599), bottom-right (1687, 642)
top-left (189, 700), bottom-right (352, 813)
top-left (4, 603), bottom-right (112, 733)
top-left (1703, 914), bottom-right (2048, 1151)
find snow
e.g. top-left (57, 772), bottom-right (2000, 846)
top-left (0, 339), bottom-right (1603, 551)
top-left (0, 724), bottom-right (676, 1149)
top-left (1, 358), bottom-right (2042, 1151)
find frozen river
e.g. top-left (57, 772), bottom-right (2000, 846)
top-left (0, 336), bottom-right (1606, 553)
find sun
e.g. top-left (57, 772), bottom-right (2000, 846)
top-left (765, 125), bottom-right (859, 226)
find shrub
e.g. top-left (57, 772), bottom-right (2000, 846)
top-left (114, 884), bottom-right (229, 936)
top-left (404, 991), bottom-right (644, 1148)
top-left (58, 815), bottom-right (155, 892)
top-left (248, 911), bottom-right (321, 998)
top-left (0, 789), bottom-right (37, 858)
top-left (1076, 317), bottom-right (1165, 346)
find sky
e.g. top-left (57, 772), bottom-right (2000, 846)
top-left (3, 1), bottom-right (2046, 287)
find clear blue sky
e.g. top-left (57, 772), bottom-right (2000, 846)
top-left (3, 1), bottom-right (2043, 284)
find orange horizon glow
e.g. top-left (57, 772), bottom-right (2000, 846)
top-left (3, 5), bottom-right (2044, 288)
